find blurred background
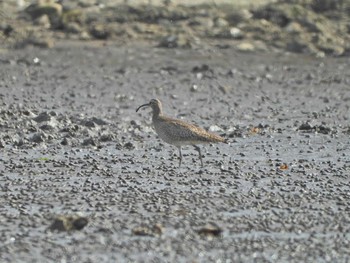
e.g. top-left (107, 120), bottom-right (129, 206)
top-left (1, 0), bottom-right (349, 56)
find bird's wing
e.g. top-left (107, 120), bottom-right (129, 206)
top-left (157, 116), bottom-right (224, 143)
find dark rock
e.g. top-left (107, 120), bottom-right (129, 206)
top-left (33, 112), bottom-right (51, 122)
top-left (81, 117), bottom-right (108, 127)
top-left (191, 64), bottom-right (215, 78)
top-left (1, 24), bottom-right (14, 37)
top-left (99, 133), bottom-right (115, 142)
top-left (158, 34), bottom-right (191, 48)
top-left (213, 17), bottom-right (229, 27)
top-left (192, 64), bottom-right (211, 73)
top-left (39, 123), bottom-right (56, 131)
top-left (90, 117), bottom-right (108, 126)
top-left (316, 125), bottom-right (332, 134)
top-left (72, 217), bottom-right (89, 230)
top-left (90, 24), bottom-right (110, 39)
top-left (61, 9), bottom-right (85, 26)
top-left (197, 224), bottom-right (222, 237)
top-left (61, 137), bottom-right (70, 145)
top-left (124, 142), bottom-right (135, 150)
top-left (311, 0), bottom-right (343, 12)
top-left (82, 120), bottom-right (96, 128)
top-left (60, 125), bottom-right (79, 133)
top-left (226, 9), bottom-right (252, 24)
top-left (298, 122), bottom-right (314, 131)
top-left (34, 14), bottom-right (51, 29)
top-left (24, 2), bottom-right (63, 28)
top-left (286, 39), bottom-right (308, 53)
top-left (65, 22), bottom-right (83, 34)
top-left (82, 137), bottom-right (97, 146)
top-left (49, 215), bottom-right (88, 232)
top-left (30, 132), bottom-right (46, 143)
top-left (12, 136), bottom-right (25, 147)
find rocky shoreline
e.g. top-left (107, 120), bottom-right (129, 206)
top-left (1, 0), bottom-right (350, 56)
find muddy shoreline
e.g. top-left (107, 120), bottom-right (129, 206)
top-left (1, 40), bottom-right (350, 262)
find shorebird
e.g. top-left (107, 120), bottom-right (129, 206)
top-left (136, 99), bottom-right (226, 167)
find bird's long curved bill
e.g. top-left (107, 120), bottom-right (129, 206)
top-left (136, 103), bottom-right (150, 112)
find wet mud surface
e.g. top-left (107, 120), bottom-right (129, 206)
top-left (1, 41), bottom-right (350, 262)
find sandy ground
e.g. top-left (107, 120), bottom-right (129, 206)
top-left (1, 40), bottom-right (350, 262)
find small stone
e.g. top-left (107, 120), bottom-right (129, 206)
top-left (192, 64), bottom-right (211, 73)
top-left (209, 125), bottom-right (223, 132)
top-left (298, 122), bottom-right (314, 131)
top-left (82, 120), bottom-right (95, 128)
top-left (61, 137), bottom-right (70, 145)
top-left (99, 133), bottom-right (115, 142)
top-left (79, 31), bottom-right (91, 40)
top-left (197, 224), bottom-right (222, 237)
top-left (29, 37), bottom-right (54, 48)
top-left (124, 142), bottom-right (135, 150)
top-left (132, 224), bottom-right (163, 237)
top-left (82, 137), bottom-right (97, 146)
top-left (285, 22), bottom-right (303, 34)
top-left (49, 215), bottom-right (88, 232)
top-left (158, 34), bottom-right (190, 48)
top-left (316, 125), bottom-right (332, 134)
top-left (25, 2), bottom-right (63, 28)
top-left (237, 42), bottom-right (255, 52)
top-left (65, 22), bottom-right (82, 34)
top-left (229, 27), bottom-right (243, 39)
top-left (34, 14), bottom-right (51, 29)
top-left (33, 112), bottom-right (51, 122)
top-left (30, 132), bottom-right (46, 143)
top-left (81, 117), bottom-right (108, 127)
top-left (12, 135), bottom-right (24, 147)
top-left (219, 85), bottom-right (231, 94)
top-left (90, 24), bottom-right (110, 39)
top-left (226, 9), bottom-right (252, 24)
top-left (90, 117), bottom-right (108, 126)
top-left (214, 17), bottom-right (229, 27)
top-left (78, 0), bottom-right (96, 8)
top-left (72, 217), bottom-right (89, 230)
top-left (1, 24), bottom-right (13, 37)
top-left (39, 124), bottom-right (55, 130)
top-left (190, 84), bottom-right (199, 92)
top-left (286, 40), bottom-right (307, 53)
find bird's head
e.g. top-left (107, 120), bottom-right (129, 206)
top-left (136, 98), bottom-right (163, 116)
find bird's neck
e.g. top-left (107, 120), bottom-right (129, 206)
top-left (152, 107), bottom-right (162, 120)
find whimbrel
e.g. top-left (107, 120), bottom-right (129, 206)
top-left (136, 99), bottom-right (226, 167)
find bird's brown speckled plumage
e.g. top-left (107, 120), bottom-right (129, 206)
top-left (136, 99), bottom-right (226, 167)
top-left (153, 116), bottom-right (225, 146)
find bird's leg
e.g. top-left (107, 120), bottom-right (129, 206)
top-left (177, 146), bottom-right (182, 167)
top-left (193, 145), bottom-right (203, 167)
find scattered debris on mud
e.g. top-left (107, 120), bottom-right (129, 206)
top-left (1, 1), bottom-right (350, 262)
top-left (1, 42), bottom-right (349, 262)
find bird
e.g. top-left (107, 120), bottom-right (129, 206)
top-left (136, 98), bottom-right (226, 167)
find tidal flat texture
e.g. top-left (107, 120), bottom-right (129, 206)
top-left (1, 41), bottom-right (350, 262)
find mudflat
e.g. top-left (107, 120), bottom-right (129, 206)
top-left (1, 40), bottom-right (350, 262)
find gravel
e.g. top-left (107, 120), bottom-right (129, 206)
top-left (0, 40), bottom-right (350, 262)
